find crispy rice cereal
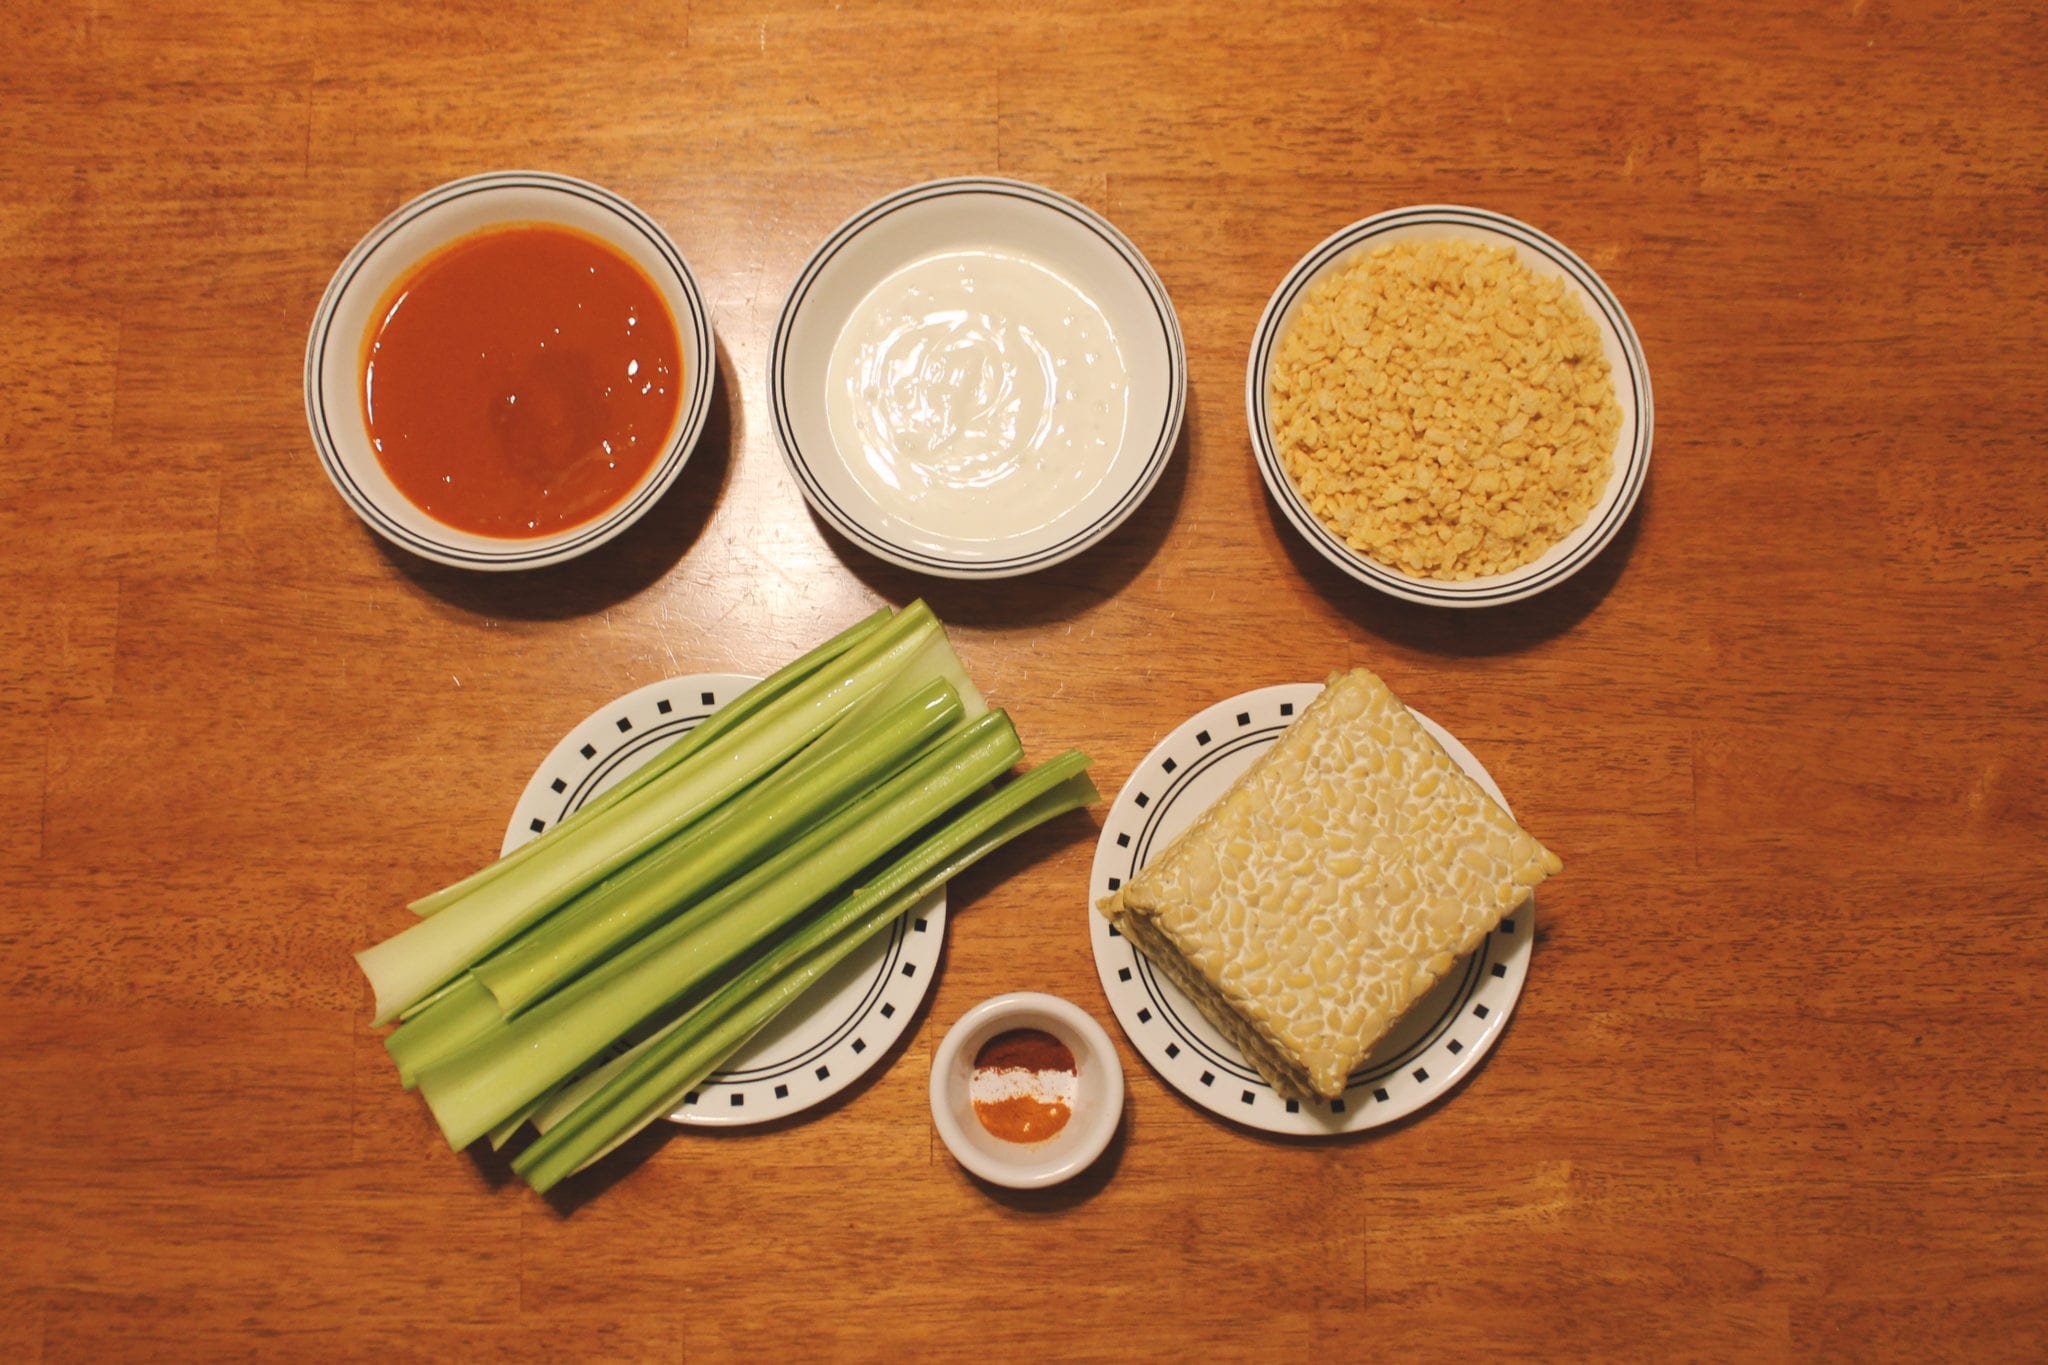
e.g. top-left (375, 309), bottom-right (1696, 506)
top-left (1267, 240), bottom-right (1621, 581)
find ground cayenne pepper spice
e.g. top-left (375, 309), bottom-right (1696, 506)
top-left (971, 1028), bottom-right (1077, 1142)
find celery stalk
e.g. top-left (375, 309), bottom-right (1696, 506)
top-left (471, 677), bottom-right (966, 1017)
top-left (566, 607), bottom-right (898, 821)
top-left (514, 751), bottom-right (1099, 1191)
top-left (408, 607), bottom-right (894, 918)
top-left (415, 711), bottom-right (1026, 1150)
top-left (394, 971), bottom-right (466, 1023)
top-left (356, 603), bottom-right (944, 1024)
top-left (486, 1088), bottom-right (557, 1150)
top-left (812, 624), bottom-right (987, 744)
top-left (384, 973), bottom-right (504, 1089)
top-left (527, 1014), bottom-right (688, 1135)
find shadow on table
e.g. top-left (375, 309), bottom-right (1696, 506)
top-left (818, 395), bottom-right (1199, 628)
top-left (375, 342), bottom-right (740, 620)
top-left (1272, 466), bottom-right (1650, 657)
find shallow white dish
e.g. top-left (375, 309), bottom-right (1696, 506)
top-left (305, 170), bottom-right (717, 570)
top-left (1247, 205), bottom-right (1653, 607)
top-left (930, 992), bottom-right (1124, 1189)
top-left (771, 177), bottom-right (1186, 578)
top-left (502, 674), bottom-right (945, 1127)
top-left (1088, 682), bottom-right (1535, 1136)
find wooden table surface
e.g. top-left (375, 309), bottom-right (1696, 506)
top-left (5, 1), bottom-right (2045, 1358)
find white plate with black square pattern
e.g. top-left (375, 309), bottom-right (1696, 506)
top-left (1088, 683), bottom-right (1534, 1136)
top-left (503, 674), bottom-right (945, 1128)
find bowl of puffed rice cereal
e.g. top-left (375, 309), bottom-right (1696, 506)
top-left (1247, 205), bottom-right (1652, 607)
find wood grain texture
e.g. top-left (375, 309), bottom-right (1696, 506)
top-left (2, 0), bottom-right (2044, 1357)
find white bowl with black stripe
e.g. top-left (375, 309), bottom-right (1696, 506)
top-left (304, 171), bottom-right (716, 570)
top-left (1247, 205), bottom-right (1652, 607)
top-left (770, 178), bottom-right (1186, 578)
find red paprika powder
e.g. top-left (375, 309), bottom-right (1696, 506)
top-left (971, 1028), bottom-right (1077, 1142)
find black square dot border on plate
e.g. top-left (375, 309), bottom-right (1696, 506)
top-left (514, 674), bottom-right (952, 1133)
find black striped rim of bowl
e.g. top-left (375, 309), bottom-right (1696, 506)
top-left (769, 176), bottom-right (1187, 579)
top-left (302, 170), bottom-right (716, 570)
top-left (1245, 204), bottom-right (1654, 607)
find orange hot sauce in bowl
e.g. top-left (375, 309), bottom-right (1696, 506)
top-left (361, 224), bottom-right (683, 539)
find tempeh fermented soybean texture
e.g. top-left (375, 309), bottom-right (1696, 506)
top-left (1097, 668), bottom-right (1561, 1101)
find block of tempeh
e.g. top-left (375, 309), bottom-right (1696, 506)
top-left (1097, 668), bottom-right (1561, 1101)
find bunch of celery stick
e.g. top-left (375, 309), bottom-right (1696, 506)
top-left (356, 602), bottom-right (1097, 1193)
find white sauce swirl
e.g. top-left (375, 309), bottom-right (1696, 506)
top-left (825, 248), bottom-right (1130, 542)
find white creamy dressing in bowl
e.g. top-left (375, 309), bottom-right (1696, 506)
top-left (824, 248), bottom-right (1131, 543)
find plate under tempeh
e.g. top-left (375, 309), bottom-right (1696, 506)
top-left (1097, 668), bottom-right (1561, 1101)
